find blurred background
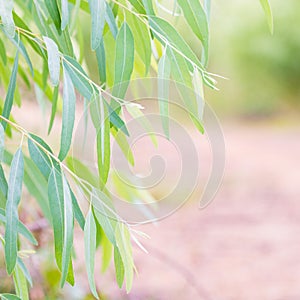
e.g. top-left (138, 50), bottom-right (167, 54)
top-left (1, 0), bottom-right (300, 299)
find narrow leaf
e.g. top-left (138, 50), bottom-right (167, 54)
top-left (259, 0), bottom-right (273, 34)
top-left (0, 208), bottom-right (38, 246)
top-left (115, 223), bottom-right (134, 293)
top-left (0, 123), bottom-right (4, 161)
top-left (1, 51), bottom-right (18, 130)
top-left (48, 86), bottom-right (59, 134)
top-left (45, 0), bottom-right (61, 32)
top-left (177, 0), bottom-right (209, 65)
top-left (60, 175), bottom-right (74, 287)
top-left (0, 0), bottom-right (15, 37)
top-left (149, 16), bottom-right (203, 71)
top-left (5, 148), bottom-right (24, 274)
top-left (48, 168), bottom-right (64, 270)
top-left (95, 39), bottom-right (106, 84)
top-left (88, 0), bottom-right (105, 50)
top-left (112, 22), bottom-right (134, 100)
top-left (44, 37), bottom-right (60, 86)
top-left (58, 65), bottom-right (76, 161)
top-left (158, 52), bottom-right (171, 138)
top-left (61, 0), bottom-right (69, 30)
top-left (114, 247), bottom-right (124, 288)
top-left (90, 96), bottom-right (110, 186)
top-left (84, 209), bottom-right (99, 299)
top-left (63, 55), bottom-right (94, 100)
top-left (0, 294), bottom-right (21, 300)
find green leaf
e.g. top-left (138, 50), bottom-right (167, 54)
top-left (149, 16), bottom-right (203, 71)
top-left (44, 36), bottom-right (60, 86)
top-left (12, 263), bottom-right (29, 300)
top-left (48, 168), bottom-right (64, 270)
top-left (126, 104), bottom-right (157, 146)
top-left (58, 65), bottom-right (76, 161)
top-left (61, 0), bottom-right (69, 30)
top-left (111, 127), bottom-right (134, 167)
top-left (90, 96), bottom-right (110, 186)
top-left (60, 175), bottom-right (74, 287)
top-left (128, 0), bottom-right (146, 14)
top-left (88, 0), bottom-right (105, 50)
top-left (112, 22), bottom-right (134, 100)
top-left (105, 3), bottom-right (118, 39)
top-left (115, 223), bottom-right (134, 293)
top-left (127, 13), bottom-right (151, 75)
top-left (28, 136), bottom-right (53, 179)
top-left (0, 38), bottom-right (7, 65)
top-left (106, 102), bottom-right (129, 136)
top-left (92, 188), bottom-right (117, 246)
top-left (66, 157), bottom-right (99, 188)
top-left (0, 294), bottom-right (21, 300)
top-left (95, 39), bottom-right (106, 84)
top-left (23, 156), bottom-right (51, 221)
top-left (0, 208), bottom-right (38, 246)
top-left (5, 148), bottom-right (24, 274)
top-left (101, 230), bottom-right (113, 272)
top-left (0, 123), bottom-right (4, 161)
top-left (114, 246), bottom-right (124, 288)
top-left (63, 55), bottom-right (94, 100)
top-left (177, 0), bottom-right (209, 65)
top-left (69, 186), bottom-right (85, 230)
top-left (142, 0), bottom-right (155, 15)
top-left (45, 0), bottom-right (61, 32)
top-left (1, 51), bottom-right (18, 130)
top-left (192, 67), bottom-right (204, 121)
top-left (17, 258), bottom-right (33, 287)
top-left (158, 51), bottom-right (171, 138)
top-left (259, 0), bottom-right (273, 34)
top-left (0, 0), bottom-right (15, 38)
top-left (0, 164), bottom-right (8, 203)
top-left (48, 86), bottom-right (59, 134)
top-left (84, 209), bottom-right (99, 299)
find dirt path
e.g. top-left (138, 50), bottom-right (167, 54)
top-left (100, 121), bottom-right (300, 300)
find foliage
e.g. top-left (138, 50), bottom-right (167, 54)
top-left (0, 0), bottom-right (271, 298)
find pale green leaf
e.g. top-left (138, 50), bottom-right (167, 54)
top-left (115, 223), bottom-right (134, 293)
top-left (113, 22), bottom-right (134, 100)
top-left (149, 16), bottom-right (203, 71)
top-left (61, 0), bottom-right (69, 30)
top-left (92, 188), bottom-right (117, 246)
top-left (13, 263), bottom-right (29, 300)
top-left (5, 148), bottom-right (24, 274)
top-left (158, 51), bottom-right (171, 138)
top-left (44, 36), bottom-right (60, 86)
top-left (84, 209), bottom-right (99, 299)
top-left (0, 123), bottom-right (4, 161)
top-left (114, 246), bottom-right (124, 288)
top-left (142, 0), bottom-right (155, 15)
top-left (95, 39), bottom-right (106, 84)
top-left (177, 0), bottom-right (209, 65)
top-left (58, 65), bottom-right (76, 161)
top-left (90, 96), bottom-right (110, 186)
top-left (1, 51), bottom-right (18, 130)
top-left (0, 0), bottom-right (15, 38)
top-left (45, 0), bottom-right (61, 31)
top-left (259, 0), bottom-right (273, 34)
top-left (0, 38), bottom-right (7, 65)
top-left (48, 168), bottom-right (64, 270)
top-left (0, 294), bottom-right (21, 300)
top-left (88, 0), bottom-right (105, 50)
top-left (0, 208), bottom-right (38, 246)
top-left (111, 127), bottom-right (134, 167)
top-left (63, 55), bottom-right (94, 100)
top-left (48, 86), bottom-right (59, 134)
top-left (60, 175), bottom-right (74, 287)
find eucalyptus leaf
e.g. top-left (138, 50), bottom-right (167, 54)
top-left (58, 65), bottom-right (76, 161)
top-left (44, 36), bottom-right (60, 86)
top-left (5, 148), bottom-right (24, 274)
top-left (88, 0), bottom-right (105, 50)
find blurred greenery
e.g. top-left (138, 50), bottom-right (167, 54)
top-left (205, 0), bottom-right (300, 117)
